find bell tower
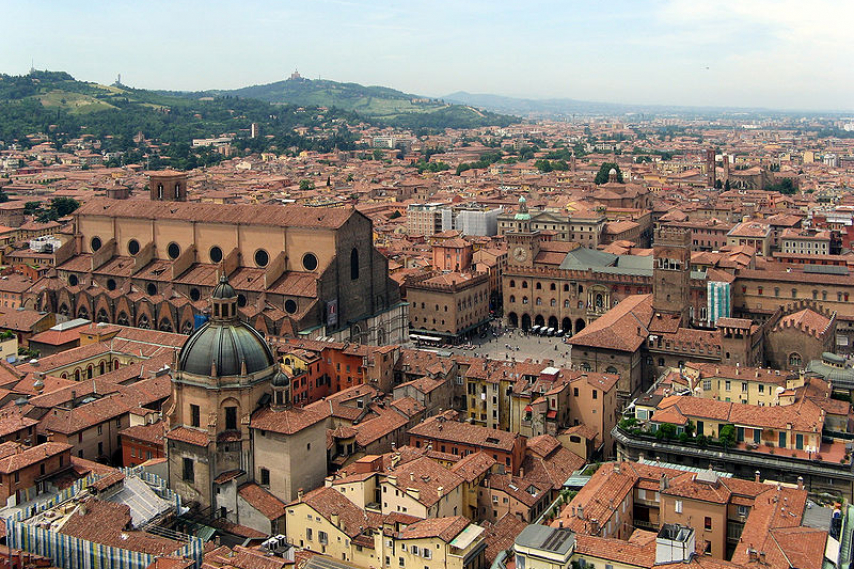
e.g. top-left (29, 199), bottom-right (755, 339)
top-left (149, 170), bottom-right (188, 202)
top-left (653, 226), bottom-right (691, 324)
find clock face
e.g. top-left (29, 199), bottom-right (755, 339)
top-left (513, 246), bottom-right (528, 262)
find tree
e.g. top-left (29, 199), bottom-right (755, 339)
top-left (52, 197), bottom-right (80, 218)
top-left (594, 162), bottom-right (623, 185)
top-left (765, 178), bottom-right (797, 195)
top-left (299, 179), bottom-right (315, 191)
top-left (718, 424), bottom-right (737, 448)
top-left (714, 179), bottom-right (723, 189)
top-left (655, 423), bottom-right (677, 440)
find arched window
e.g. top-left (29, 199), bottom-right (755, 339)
top-left (510, 296), bottom-right (516, 303)
top-left (550, 283), bottom-right (556, 291)
top-left (87, 365), bottom-right (94, 380)
top-left (791, 288), bottom-right (797, 299)
top-left (535, 282), bottom-right (542, 290)
top-left (350, 248), bottom-right (359, 280)
top-left (536, 298), bottom-right (542, 306)
top-left (605, 366), bottom-right (618, 375)
top-left (550, 299), bottom-right (556, 307)
top-left (522, 281), bottom-right (528, 289)
top-left (74, 369), bottom-right (81, 381)
top-left (789, 353), bottom-right (802, 368)
top-left (99, 361), bottom-right (105, 375)
top-left (564, 300), bottom-right (570, 308)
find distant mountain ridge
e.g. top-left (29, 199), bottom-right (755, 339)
top-left (442, 91), bottom-right (851, 117)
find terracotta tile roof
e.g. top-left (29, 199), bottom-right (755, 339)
top-left (355, 407), bottom-right (408, 447)
top-left (0, 309), bottom-right (50, 332)
top-left (76, 198), bottom-right (355, 229)
top-left (238, 483), bottom-right (286, 520)
top-left (385, 455), bottom-right (465, 507)
top-left (397, 516), bottom-right (471, 542)
top-left (450, 451), bottom-right (496, 482)
top-left (408, 415), bottom-right (520, 452)
top-left (568, 294), bottom-right (653, 352)
top-left (165, 426), bottom-right (210, 447)
top-left (482, 514), bottom-right (527, 562)
top-left (296, 486), bottom-right (377, 538)
top-left (0, 442), bottom-right (70, 473)
top-left (121, 421), bottom-right (166, 446)
top-left (250, 405), bottom-right (328, 435)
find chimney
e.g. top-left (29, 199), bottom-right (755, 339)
top-left (660, 473), bottom-right (668, 492)
top-left (590, 519), bottom-right (600, 535)
top-left (754, 471), bottom-right (761, 483)
top-left (410, 472), bottom-right (415, 482)
top-left (297, 488), bottom-right (304, 501)
top-left (748, 549), bottom-right (758, 562)
top-left (759, 552), bottom-right (766, 564)
top-left (437, 486), bottom-right (444, 499)
top-left (613, 462), bottom-right (620, 474)
top-left (558, 519), bottom-right (564, 529)
top-left (71, 390), bottom-right (77, 408)
top-left (331, 513), bottom-right (340, 527)
top-left (797, 476), bottom-right (804, 490)
top-left (577, 505), bottom-right (584, 520)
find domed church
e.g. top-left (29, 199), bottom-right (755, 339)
top-left (165, 275), bottom-right (327, 514)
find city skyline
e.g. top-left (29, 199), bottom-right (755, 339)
top-left (3, 0), bottom-right (853, 112)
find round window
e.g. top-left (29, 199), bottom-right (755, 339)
top-left (91, 237), bottom-right (102, 252)
top-left (302, 253), bottom-right (318, 272)
top-left (284, 299), bottom-right (297, 314)
top-left (127, 239), bottom-right (140, 256)
top-left (238, 294), bottom-right (247, 308)
top-left (254, 249), bottom-right (269, 268)
top-left (190, 288), bottom-right (201, 302)
top-left (209, 246), bottom-right (223, 264)
top-left (106, 278), bottom-right (117, 291)
top-left (146, 283), bottom-right (157, 296)
top-left (167, 242), bottom-right (181, 260)
top-left (68, 274), bottom-right (79, 286)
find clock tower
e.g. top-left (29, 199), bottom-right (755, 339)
top-left (507, 232), bottom-right (540, 268)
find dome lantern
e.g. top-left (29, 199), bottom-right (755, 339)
top-left (210, 273), bottom-right (238, 321)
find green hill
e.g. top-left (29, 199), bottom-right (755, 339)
top-left (0, 70), bottom-right (360, 165)
top-left (204, 77), bottom-right (516, 129)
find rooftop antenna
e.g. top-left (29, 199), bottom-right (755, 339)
top-left (29, 59), bottom-right (35, 74)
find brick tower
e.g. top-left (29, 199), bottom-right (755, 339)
top-left (653, 226), bottom-right (691, 324)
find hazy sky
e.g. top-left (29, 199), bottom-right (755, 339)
top-left (4, 0), bottom-right (852, 111)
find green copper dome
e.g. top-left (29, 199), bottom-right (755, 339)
top-left (178, 320), bottom-right (275, 377)
top-left (178, 274), bottom-right (276, 378)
